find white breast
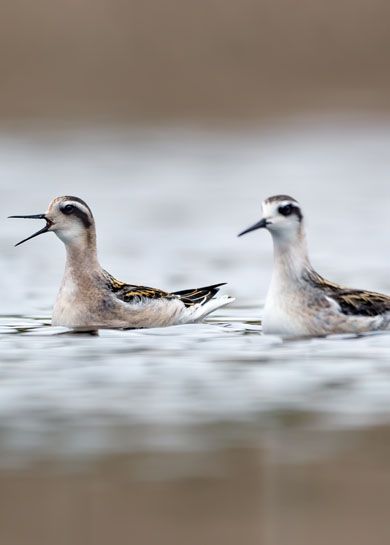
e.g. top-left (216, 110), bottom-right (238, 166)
top-left (262, 276), bottom-right (312, 336)
top-left (263, 297), bottom-right (308, 336)
top-left (52, 276), bottom-right (83, 327)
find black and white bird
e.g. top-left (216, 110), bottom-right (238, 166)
top-left (10, 196), bottom-right (233, 329)
top-left (239, 194), bottom-right (390, 337)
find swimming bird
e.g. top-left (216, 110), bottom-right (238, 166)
top-left (239, 194), bottom-right (390, 337)
top-left (9, 196), bottom-right (233, 329)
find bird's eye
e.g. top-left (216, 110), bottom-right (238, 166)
top-left (62, 204), bottom-right (75, 215)
top-left (278, 204), bottom-right (293, 216)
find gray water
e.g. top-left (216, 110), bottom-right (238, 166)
top-left (0, 117), bottom-right (390, 469)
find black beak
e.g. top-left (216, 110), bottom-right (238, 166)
top-left (238, 218), bottom-right (269, 237)
top-left (8, 214), bottom-right (51, 247)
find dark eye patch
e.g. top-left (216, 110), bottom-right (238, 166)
top-left (62, 204), bottom-right (74, 215)
top-left (278, 204), bottom-right (293, 216)
top-left (278, 203), bottom-right (303, 221)
top-left (60, 203), bottom-right (92, 228)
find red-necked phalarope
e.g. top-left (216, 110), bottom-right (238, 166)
top-left (239, 194), bottom-right (390, 337)
top-left (10, 196), bottom-right (234, 329)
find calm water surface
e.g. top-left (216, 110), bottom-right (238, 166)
top-left (0, 118), bottom-right (389, 544)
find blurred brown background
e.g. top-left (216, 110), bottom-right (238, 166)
top-left (2, 0), bottom-right (390, 123)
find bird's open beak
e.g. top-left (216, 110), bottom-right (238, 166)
top-left (238, 218), bottom-right (269, 237)
top-left (8, 214), bottom-right (52, 247)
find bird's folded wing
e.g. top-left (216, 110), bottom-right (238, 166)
top-left (333, 290), bottom-right (390, 317)
top-left (306, 270), bottom-right (390, 317)
top-left (103, 270), bottom-right (173, 302)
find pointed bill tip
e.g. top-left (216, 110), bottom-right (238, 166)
top-left (238, 218), bottom-right (268, 237)
top-left (13, 224), bottom-right (50, 247)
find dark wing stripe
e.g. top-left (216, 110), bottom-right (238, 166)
top-left (305, 269), bottom-right (390, 317)
top-left (103, 271), bottom-right (226, 307)
top-left (103, 270), bottom-right (128, 291)
top-left (102, 270), bottom-right (173, 303)
top-left (336, 291), bottom-right (390, 317)
top-left (121, 286), bottom-right (172, 302)
top-left (173, 283), bottom-right (226, 307)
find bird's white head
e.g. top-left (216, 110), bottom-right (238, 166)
top-left (239, 195), bottom-right (304, 244)
top-left (10, 196), bottom-right (95, 247)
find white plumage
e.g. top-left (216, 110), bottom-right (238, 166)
top-left (239, 195), bottom-right (390, 337)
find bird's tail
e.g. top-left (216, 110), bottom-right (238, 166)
top-left (173, 283), bottom-right (226, 307)
top-left (190, 294), bottom-right (235, 321)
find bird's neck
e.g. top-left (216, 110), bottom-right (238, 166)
top-left (63, 229), bottom-right (101, 279)
top-left (271, 225), bottom-right (312, 285)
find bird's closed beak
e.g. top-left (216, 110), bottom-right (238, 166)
top-left (238, 218), bottom-right (269, 237)
top-left (8, 214), bottom-right (52, 247)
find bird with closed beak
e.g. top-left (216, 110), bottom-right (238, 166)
top-left (239, 194), bottom-right (390, 337)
